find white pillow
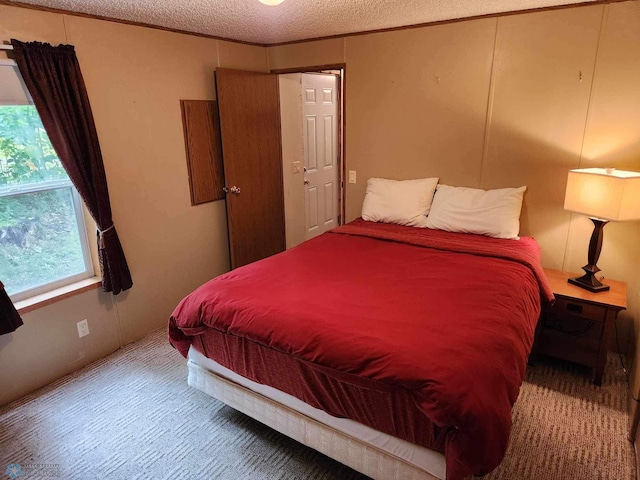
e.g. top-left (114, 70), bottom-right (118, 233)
top-left (361, 177), bottom-right (439, 227)
top-left (426, 184), bottom-right (526, 239)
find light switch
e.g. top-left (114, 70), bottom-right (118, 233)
top-left (348, 170), bottom-right (356, 184)
top-left (292, 161), bottom-right (301, 173)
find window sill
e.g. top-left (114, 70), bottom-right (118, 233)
top-left (15, 277), bottom-right (103, 315)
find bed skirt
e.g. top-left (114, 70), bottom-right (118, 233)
top-left (187, 359), bottom-right (442, 480)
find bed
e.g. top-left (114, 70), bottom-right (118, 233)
top-left (169, 218), bottom-right (553, 480)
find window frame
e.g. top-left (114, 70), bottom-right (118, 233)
top-left (0, 60), bottom-right (95, 302)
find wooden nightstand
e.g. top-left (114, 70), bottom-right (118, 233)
top-left (534, 268), bottom-right (627, 386)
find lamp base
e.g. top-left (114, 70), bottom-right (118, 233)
top-left (568, 273), bottom-right (610, 293)
top-left (567, 217), bottom-right (610, 293)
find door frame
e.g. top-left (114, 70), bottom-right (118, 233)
top-left (272, 63), bottom-right (347, 225)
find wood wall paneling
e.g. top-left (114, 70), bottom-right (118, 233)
top-left (344, 19), bottom-right (497, 222)
top-left (483, 6), bottom-right (603, 268)
top-left (569, 1), bottom-right (640, 435)
top-left (268, 38), bottom-right (345, 71)
top-left (218, 40), bottom-right (269, 72)
top-left (180, 100), bottom-right (225, 205)
top-left (0, 5), bottom-right (67, 44)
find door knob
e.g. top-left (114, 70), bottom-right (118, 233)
top-left (229, 186), bottom-right (241, 194)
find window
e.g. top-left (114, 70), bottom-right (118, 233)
top-left (0, 61), bottom-right (93, 301)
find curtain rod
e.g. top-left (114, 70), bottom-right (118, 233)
top-left (0, 45), bottom-right (14, 51)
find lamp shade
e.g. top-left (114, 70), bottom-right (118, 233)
top-left (564, 168), bottom-right (640, 221)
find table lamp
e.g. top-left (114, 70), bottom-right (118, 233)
top-left (563, 167), bottom-right (640, 292)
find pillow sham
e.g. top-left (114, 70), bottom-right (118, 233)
top-left (361, 177), bottom-right (439, 227)
top-left (425, 184), bottom-right (526, 239)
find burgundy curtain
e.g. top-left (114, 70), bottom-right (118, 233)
top-left (0, 281), bottom-right (23, 335)
top-left (11, 40), bottom-right (132, 294)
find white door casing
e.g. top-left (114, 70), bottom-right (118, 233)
top-left (303, 73), bottom-right (340, 240)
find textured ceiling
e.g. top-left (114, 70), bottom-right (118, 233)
top-left (15, 0), bottom-right (602, 45)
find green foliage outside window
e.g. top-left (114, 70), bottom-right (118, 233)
top-left (0, 105), bottom-right (88, 296)
top-left (0, 106), bottom-right (67, 186)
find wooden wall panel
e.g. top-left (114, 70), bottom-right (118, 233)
top-left (344, 19), bottom-right (496, 222)
top-left (180, 100), bottom-right (225, 205)
top-left (218, 40), bottom-right (268, 72)
top-left (0, 5), bottom-right (67, 44)
top-left (565, 1), bottom-right (640, 433)
top-left (483, 6), bottom-right (603, 269)
top-left (269, 38), bottom-right (345, 71)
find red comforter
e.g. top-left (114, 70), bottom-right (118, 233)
top-left (170, 219), bottom-right (553, 480)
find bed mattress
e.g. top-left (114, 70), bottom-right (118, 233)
top-left (188, 326), bottom-right (446, 454)
top-left (188, 345), bottom-right (447, 479)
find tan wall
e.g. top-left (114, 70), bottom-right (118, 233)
top-left (268, 1), bottom-right (640, 413)
top-left (345, 18), bottom-right (496, 213)
top-left (279, 73), bottom-right (306, 249)
top-left (485, 8), bottom-right (601, 268)
top-left (578, 1), bottom-right (640, 434)
top-left (269, 38), bottom-right (345, 71)
top-left (0, 5), bottom-right (267, 406)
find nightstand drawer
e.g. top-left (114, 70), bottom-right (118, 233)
top-left (554, 297), bottom-right (606, 321)
top-left (543, 310), bottom-right (604, 341)
top-left (538, 329), bottom-right (599, 365)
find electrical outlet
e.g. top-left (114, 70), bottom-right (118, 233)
top-left (348, 170), bottom-right (356, 184)
top-left (77, 319), bottom-right (90, 338)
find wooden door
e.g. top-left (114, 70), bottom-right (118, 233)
top-left (302, 73), bottom-right (340, 240)
top-left (216, 68), bottom-right (285, 269)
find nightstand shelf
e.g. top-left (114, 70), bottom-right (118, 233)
top-left (534, 268), bottom-right (627, 386)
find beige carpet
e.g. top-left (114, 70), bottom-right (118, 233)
top-left (0, 328), bottom-right (635, 480)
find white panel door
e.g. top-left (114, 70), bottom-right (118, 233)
top-left (303, 73), bottom-right (340, 240)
